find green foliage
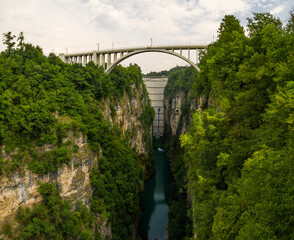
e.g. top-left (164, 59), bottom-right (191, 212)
top-left (164, 66), bottom-right (197, 98)
top-left (217, 15), bottom-right (244, 43)
top-left (28, 145), bottom-right (72, 174)
top-left (7, 183), bottom-right (95, 240)
top-left (286, 8), bottom-right (294, 32)
top-left (144, 66), bottom-right (187, 77)
top-left (139, 103), bottom-right (155, 128)
top-left (181, 12), bottom-right (294, 239)
top-left (152, 66), bottom-right (198, 239)
top-left (1, 222), bottom-right (13, 238)
top-left (163, 66), bottom-right (197, 137)
top-left (168, 154), bottom-right (192, 240)
top-left (90, 130), bottom-right (143, 239)
top-left (0, 35), bottom-right (147, 174)
top-left (109, 63), bottom-right (143, 97)
top-left (247, 12), bottom-right (282, 37)
top-left (0, 33), bottom-right (153, 239)
top-left (2, 32), bottom-right (16, 56)
top-left (236, 147), bottom-right (294, 239)
top-left (72, 144), bottom-right (79, 153)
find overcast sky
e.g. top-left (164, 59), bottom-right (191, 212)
top-left (0, 0), bottom-right (293, 73)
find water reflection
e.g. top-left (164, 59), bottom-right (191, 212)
top-left (139, 148), bottom-right (171, 240)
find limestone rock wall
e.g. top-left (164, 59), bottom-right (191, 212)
top-left (0, 132), bottom-right (95, 224)
top-left (0, 84), bottom-right (150, 234)
top-left (164, 92), bottom-right (185, 136)
top-left (164, 92), bottom-right (195, 137)
top-left (164, 92), bottom-right (208, 138)
top-left (101, 85), bottom-right (149, 155)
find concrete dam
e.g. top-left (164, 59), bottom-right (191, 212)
top-left (143, 77), bottom-right (168, 137)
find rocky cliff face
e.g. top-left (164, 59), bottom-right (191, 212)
top-left (0, 84), bottom-right (150, 234)
top-left (0, 132), bottom-right (95, 223)
top-left (102, 85), bottom-right (148, 155)
top-left (163, 87), bottom-right (208, 240)
top-left (164, 92), bottom-right (207, 138)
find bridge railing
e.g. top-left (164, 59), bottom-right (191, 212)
top-left (143, 76), bottom-right (169, 79)
top-left (62, 43), bottom-right (209, 56)
top-left (99, 43), bottom-right (208, 52)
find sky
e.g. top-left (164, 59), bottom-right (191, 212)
top-left (0, 0), bottom-right (293, 73)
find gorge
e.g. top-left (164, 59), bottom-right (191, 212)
top-left (1, 10), bottom-right (294, 240)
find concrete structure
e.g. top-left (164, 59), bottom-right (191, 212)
top-left (143, 77), bottom-right (168, 137)
top-left (58, 44), bottom-right (208, 137)
top-left (59, 44), bottom-right (207, 73)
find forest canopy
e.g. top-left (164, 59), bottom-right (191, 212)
top-left (0, 32), bottom-right (154, 240)
top-left (181, 11), bottom-right (294, 239)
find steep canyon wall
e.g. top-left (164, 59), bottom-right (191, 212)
top-left (0, 84), bottom-right (152, 238)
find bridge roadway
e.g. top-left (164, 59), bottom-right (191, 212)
top-left (59, 44), bottom-right (207, 73)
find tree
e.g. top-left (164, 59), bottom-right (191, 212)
top-left (286, 8), bottom-right (294, 32)
top-left (217, 15), bottom-right (244, 43)
top-left (17, 31), bottom-right (25, 50)
top-left (2, 31), bottom-right (16, 56)
top-left (183, 11), bottom-right (294, 240)
top-left (246, 12), bottom-right (282, 37)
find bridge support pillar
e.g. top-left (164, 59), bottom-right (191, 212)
top-left (196, 49), bottom-right (198, 64)
top-left (82, 55), bottom-right (87, 66)
top-left (92, 52), bottom-right (98, 65)
top-left (101, 54), bottom-right (105, 69)
top-left (59, 44), bottom-right (207, 73)
top-left (107, 53), bottom-right (111, 69)
top-left (59, 53), bottom-right (65, 62)
top-left (96, 54), bottom-right (100, 66)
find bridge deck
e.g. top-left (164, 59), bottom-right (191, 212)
top-left (64, 44), bottom-right (207, 56)
top-left (59, 43), bottom-right (207, 74)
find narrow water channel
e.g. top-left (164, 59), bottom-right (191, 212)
top-left (139, 148), bottom-right (172, 240)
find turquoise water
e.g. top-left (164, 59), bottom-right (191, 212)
top-left (139, 148), bottom-right (172, 240)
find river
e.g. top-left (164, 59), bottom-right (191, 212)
top-left (139, 148), bottom-right (172, 240)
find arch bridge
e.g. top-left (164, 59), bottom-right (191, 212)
top-left (59, 44), bottom-right (207, 73)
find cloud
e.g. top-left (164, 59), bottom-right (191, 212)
top-left (270, 4), bottom-right (285, 15)
top-left (0, 0), bottom-right (292, 72)
top-left (198, 0), bottom-right (251, 14)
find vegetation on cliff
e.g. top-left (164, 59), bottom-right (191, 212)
top-left (144, 66), bottom-right (187, 78)
top-left (2, 183), bottom-right (94, 239)
top-left (0, 33), bottom-right (154, 239)
top-left (164, 66), bottom-right (197, 137)
top-left (161, 66), bottom-right (197, 239)
top-left (181, 12), bottom-right (294, 239)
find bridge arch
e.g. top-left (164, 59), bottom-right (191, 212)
top-left (59, 44), bottom-right (207, 73)
top-left (106, 49), bottom-right (200, 74)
